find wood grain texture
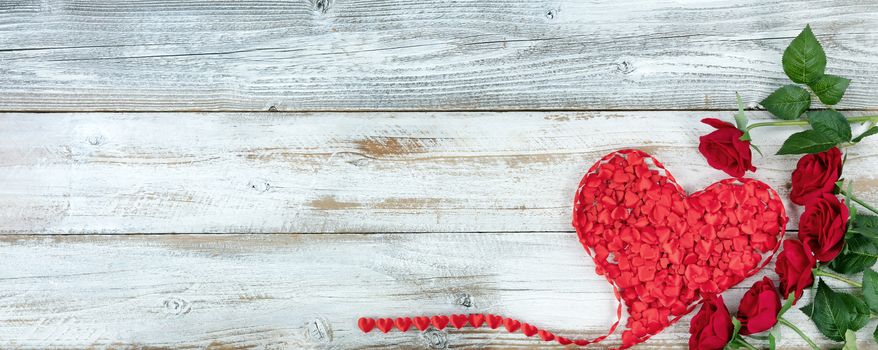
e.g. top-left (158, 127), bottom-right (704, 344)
top-left (0, 232), bottom-right (871, 349)
top-left (2, 111), bottom-right (876, 234)
top-left (2, 0), bottom-right (878, 111)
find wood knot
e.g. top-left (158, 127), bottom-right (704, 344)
top-left (86, 135), bottom-right (105, 146)
top-left (163, 297), bottom-right (191, 315)
top-left (545, 8), bottom-right (559, 19)
top-left (314, 0), bottom-right (331, 13)
top-left (267, 105), bottom-right (278, 112)
top-left (615, 60), bottom-right (635, 75)
top-left (305, 318), bottom-right (332, 343)
top-left (420, 329), bottom-right (448, 349)
top-left (455, 293), bottom-right (474, 308)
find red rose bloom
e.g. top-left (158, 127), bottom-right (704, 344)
top-left (698, 118), bottom-right (756, 178)
top-left (736, 277), bottom-right (781, 335)
top-left (790, 148), bottom-right (843, 205)
top-left (774, 239), bottom-right (816, 302)
top-left (689, 295), bottom-right (733, 350)
top-left (798, 193), bottom-right (849, 261)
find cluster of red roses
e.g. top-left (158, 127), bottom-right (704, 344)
top-left (688, 24), bottom-right (878, 349)
top-left (694, 123), bottom-right (849, 349)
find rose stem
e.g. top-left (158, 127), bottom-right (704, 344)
top-left (837, 189), bottom-right (878, 215)
top-left (813, 268), bottom-right (863, 288)
top-left (745, 115), bottom-right (878, 132)
top-left (778, 317), bottom-right (820, 350)
top-left (734, 335), bottom-right (759, 350)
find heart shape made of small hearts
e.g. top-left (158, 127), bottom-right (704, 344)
top-left (573, 150), bottom-right (787, 347)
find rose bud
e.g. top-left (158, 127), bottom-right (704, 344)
top-left (774, 240), bottom-right (816, 302)
top-left (689, 294), bottom-right (733, 350)
top-left (790, 147), bottom-right (843, 206)
top-left (798, 193), bottom-right (849, 262)
top-left (736, 277), bottom-right (781, 335)
top-left (698, 118), bottom-right (756, 178)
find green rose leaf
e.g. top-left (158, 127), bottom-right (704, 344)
top-left (783, 25), bottom-right (827, 84)
top-left (863, 269), bottom-right (878, 314)
top-left (808, 109), bottom-right (852, 143)
top-left (851, 215), bottom-right (878, 240)
top-left (829, 234), bottom-right (878, 274)
top-left (810, 74), bottom-right (851, 105)
top-left (874, 324), bottom-right (878, 343)
top-left (776, 129), bottom-right (837, 155)
top-left (858, 215), bottom-right (878, 228)
top-left (800, 280), bottom-right (870, 341)
top-left (843, 329), bottom-right (857, 350)
top-left (761, 85), bottom-right (811, 120)
top-left (853, 126), bottom-right (878, 143)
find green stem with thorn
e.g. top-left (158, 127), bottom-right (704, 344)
top-left (745, 115), bottom-right (878, 132)
top-left (838, 188), bottom-right (878, 215)
top-left (814, 268), bottom-right (863, 288)
top-left (779, 317), bottom-right (820, 350)
top-left (733, 336), bottom-right (759, 350)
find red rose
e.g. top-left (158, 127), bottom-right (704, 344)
top-left (689, 294), bottom-right (733, 350)
top-left (790, 148), bottom-right (843, 205)
top-left (736, 277), bottom-right (781, 335)
top-left (698, 118), bottom-right (756, 178)
top-left (798, 193), bottom-right (849, 261)
top-left (774, 239), bottom-right (816, 302)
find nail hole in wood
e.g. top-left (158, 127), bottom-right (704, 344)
top-left (248, 179), bottom-right (271, 193)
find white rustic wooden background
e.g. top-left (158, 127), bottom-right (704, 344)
top-left (2, 1), bottom-right (878, 349)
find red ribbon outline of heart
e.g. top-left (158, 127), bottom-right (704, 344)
top-left (356, 149), bottom-right (787, 348)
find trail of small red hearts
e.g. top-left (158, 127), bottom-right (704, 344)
top-left (357, 313), bottom-right (610, 347)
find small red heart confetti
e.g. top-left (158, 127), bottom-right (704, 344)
top-left (538, 329), bottom-right (555, 341)
top-left (413, 316), bottom-right (431, 331)
top-left (486, 314), bottom-right (503, 329)
top-left (450, 314), bottom-right (468, 329)
top-left (430, 315), bottom-right (450, 330)
top-left (376, 318), bottom-right (394, 333)
top-left (521, 323), bottom-right (538, 337)
top-left (358, 317), bottom-right (375, 333)
top-left (394, 317), bottom-right (412, 332)
top-left (503, 318), bottom-right (521, 333)
top-left (468, 313), bottom-right (485, 328)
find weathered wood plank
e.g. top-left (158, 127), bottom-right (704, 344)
top-left (2, 111), bottom-right (876, 234)
top-left (0, 232), bottom-right (870, 349)
top-left (2, 1), bottom-right (878, 111)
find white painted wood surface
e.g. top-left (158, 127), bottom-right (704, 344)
top-left (2, 111), bottom-right (877, 234)
top-left (2, 1), bottom-right (878, 111)
top-left (4, 1), bottom-right (878, 349)
top-left (0, 233), bottom-right (872, 349)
